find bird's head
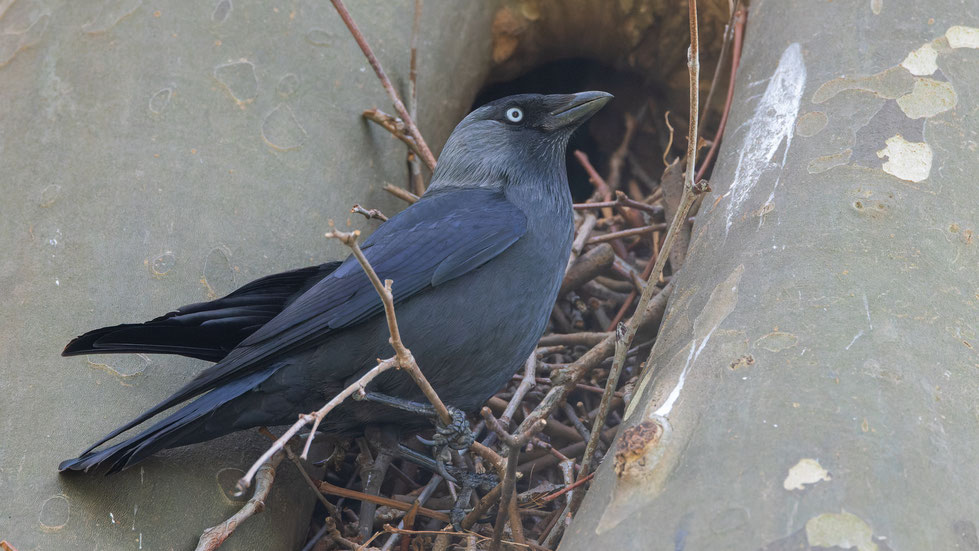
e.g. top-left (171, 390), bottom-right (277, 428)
top-left (429, 91), bottom-right (612, 193)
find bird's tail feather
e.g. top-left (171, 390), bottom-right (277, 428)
top-left (61, 323), bottom-right (233, 362)
top-left (59, 368), bottom-right (277, 474)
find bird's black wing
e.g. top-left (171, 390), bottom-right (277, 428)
top-left (78, 189), bottom-right (527, 454)
top-left (61, 262), bottom-right (342, 362)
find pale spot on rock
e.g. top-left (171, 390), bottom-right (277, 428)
top-left (783, 458), bottom-right (831, 490)
top-left (900, 43), bottom-right (938, 76)
top-left (877, 134), bottom-right (932, 182)
top-left (896, 78), bottom-right (957, 119)
top-left (946, 25), bottom-right (979, 49)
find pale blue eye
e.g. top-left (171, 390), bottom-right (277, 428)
top-left (506, 107), bottom-right (523, 123)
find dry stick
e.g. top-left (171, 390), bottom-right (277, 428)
top-left (695, 6), bottom-right (745, 183)
top-left (559, 243), bottom-right (614, 296)
top-left (697, 10), bottom-right (734, 132)
top-left (363, 108), bottom-right (425, 161)
top-left (236, 357), bottom-right (399, 493)
top-left (585, 223), bottom-right (669, 246)
top-left (258, 427), bottom-right (340, 521)
top-left (541, 472), bottom-right (595, 503)
top-left (605, 115), bottom-right (644, 228)
top-left (384, 183), bottom-right (420, 204)
top-left (537, 331), bottom-right (610, 347)
top-left (572, 194), bottom-right (661, 214)
top-left (379, 474), bottom-right (442, 551)
top-left (351, 203), bottom-right (389, 222)
top-left (317, 479), bottom-right (451, 523)
top-left (195, 451), bottom-right (284, 551)
top-left (482, 354), bottom-right (535, 449)
top-left (481, 408), bottom-right (547, 551)
top-left (407, 0), bottom-right (425, 195)
top-left (330, 0), bottom-right (437, 171)
top-left (564, 213), bottom-right (597, 274)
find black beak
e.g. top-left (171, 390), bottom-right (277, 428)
top-left (546, 91), bottom-right (613, 131)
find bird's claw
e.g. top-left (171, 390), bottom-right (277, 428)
top-left (433, 406), bottom-right (474, 452)
top-left (429, 406), bottom-right (474, 483)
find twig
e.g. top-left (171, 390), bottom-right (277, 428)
top-left (559, 243), bottom-right (614, 296)
top-left (537, 332), bottom-right (610, 348)
top-left (577, 323), bottom-right (627, 476)
top-left (196, 451), bottom-right (284, 551)
top-left (362, 108), bottom-right (426, 162)
top-left (662, 111), bottom-right (675, 166)
top-left (317, 479), bottom-right (451, 523)
top-left (572, 191), bottom-right (663, 214)
top-left (237, 357), bottom-right (399, 493)
top-left (237, 227), bottom-right (454, 492)
top-left (330, 0), bottom-right (437, 171)
top-left (257, 427), bottom-right (340, 521)
top-left (407, 0), bottom-right (425, 195)
top-left (384, 183), bottom-right (419, 204)
top-left (379, 474), bottom-right (442, 551)
top-left (351, 204), bottom-right (389, 222)
top-left (584, 223), bottom-right (669, 246)
top-left (574, 150), bottom-right (614, 220)
top-left (564, 213), bottom-right (597, 273)
top-left (541, 472), bottom-right (595, 503)
top-left (695, 6), bottom-right (745, 182)
top-left (481, 408), bottom-right (547, 551)
top-left (481, 354), bottom-right (535, 449)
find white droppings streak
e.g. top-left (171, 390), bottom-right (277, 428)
top-left (727, 43), bottom-right (807, 234)
top-left (862, 294), bottom-right (873, 329)
top-left (845, 330), bottom-right (864, 350)
top-left (654, 327), bottom-right (717, 417)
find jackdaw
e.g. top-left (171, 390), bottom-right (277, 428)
top-left (59, 91), bottom-right (612, 473)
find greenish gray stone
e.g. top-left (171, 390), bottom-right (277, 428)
top-left (0, 1), bottom-right (495, 548)
top-left (562, 1), bottom-right (979, 549)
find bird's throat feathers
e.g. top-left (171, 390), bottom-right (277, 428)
top-left (428, 127), bottom-right (573, 211)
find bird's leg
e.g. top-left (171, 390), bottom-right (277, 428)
top-left (356, 425), bottom-right (398, 541)
top-left (362, 392), bottom-right (476, 477)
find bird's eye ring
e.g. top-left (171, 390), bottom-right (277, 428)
top-left (505, 107), bottom-right (523, 123)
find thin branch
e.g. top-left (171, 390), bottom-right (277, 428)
top-left (317, 479), bottom-right (451, 523)
top-left (572, 191), bottom-right (663, 214)
top-left (695, 6), bottom-right (745, 182)
top-left (407, 0), bottom-right (425, 195)
top-left (584, 223), bottom-right (669, 246)
top-left (362, 108), bottom-right (426, 162)
top-left (574, 150), bottom-right (614, 220)
top-left (541, 472), bottom-right (595, 503)
top-left (196, 451), bottom-right (284, 551)
top-left (384, 183), bottom-right (420, 204)
top-left (565, 213), bottom-right (597, 274)
top-left (236, 356), bottom-right (399, 493)
top-left (351, 204), bottom-right (389, 222)
top-left (578, 323), bottom-right (627, 475)
top-left (379, 474), bottom-right (442, 551)
top-left (330, 0), bottom-right (437, 170)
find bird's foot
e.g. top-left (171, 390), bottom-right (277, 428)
top-left (448, 470), bottom-right (499, 530)
top-left (430, 406), bottom-right (475, 483)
